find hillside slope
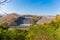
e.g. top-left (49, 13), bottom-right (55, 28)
top-left (0, 13), bottom-right (20, 25)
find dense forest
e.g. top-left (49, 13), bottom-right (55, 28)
top-left (0, 15), bottom-right (60, 40)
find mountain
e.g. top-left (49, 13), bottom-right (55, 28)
top-left (14, 15), bottom-right (41, 25)
top-left (36, 16), bottom-right (56, 25)
top-left (22, 15), bottom-right (41, 23)
top-left (0, 13), bottom-right (56, 27)
top-left (0, 13), bottom-right (20, 25)
top-left (0, 13), bottom-right (40, 26)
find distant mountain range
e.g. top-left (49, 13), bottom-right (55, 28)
top-left (0, 13), bottom-right (40, 26)
top-left (0, 13), bottom-right (56, 26)
top-left (36, 16), bottom-right (55, 24)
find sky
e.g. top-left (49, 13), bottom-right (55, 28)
top-left (0, 0), bottom-right (60, 16)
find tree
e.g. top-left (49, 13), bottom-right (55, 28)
top-left (0, 22), bottom-right (9, 30)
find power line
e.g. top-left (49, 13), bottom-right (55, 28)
top-left (0, 7), bottom-right (7, 15)
top-left (0, 0), bottom-right (7, 4)
top-left (0, 0), bottom-right (11, 15)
